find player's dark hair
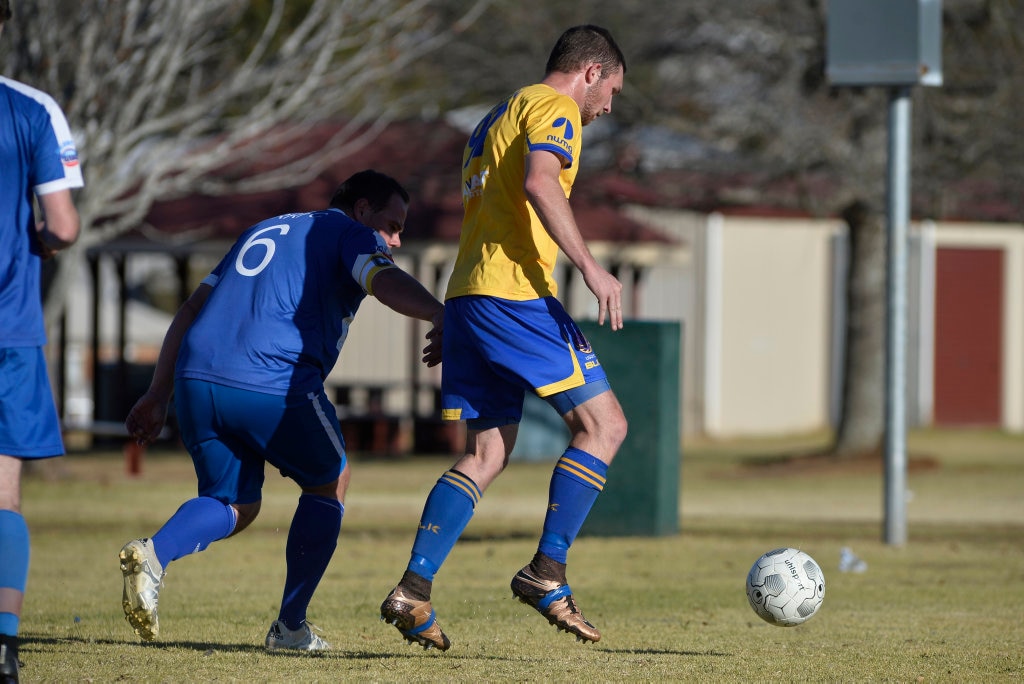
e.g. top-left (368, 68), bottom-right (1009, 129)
top-left (545, 25), bottom-right (626, 78)
top-left (0, 0), bottom-right (12, 23)
top-left (329, 169), bottom-right (409, 214)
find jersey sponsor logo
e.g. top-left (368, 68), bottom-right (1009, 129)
top-left (60, 141), bottom-right (79, 167)
top-left (545, 117), bottom-right (575, 155)
top-left (463, 167), bottom-right (489, 199)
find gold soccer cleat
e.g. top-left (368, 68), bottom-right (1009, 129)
top-left (379, 586), bottom-right (451, 651)
top-left (119, 538), bottom-right (164, 642)
top-left (510, 566), bottom-right (601, 643)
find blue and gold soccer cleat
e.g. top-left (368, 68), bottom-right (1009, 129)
top-left (379, 586), bottom-right (451, 651)
top-left (510, 566), bottom-right (601, 643)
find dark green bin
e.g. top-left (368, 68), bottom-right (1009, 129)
top-left (578, 320), bottom-right (681, 537)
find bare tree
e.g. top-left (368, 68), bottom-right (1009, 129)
top-left (916, 0), bottom-right (1024, 221)
top-left (1, 0), bottom-right (489, 313)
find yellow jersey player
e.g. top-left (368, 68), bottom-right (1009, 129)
top-left (381, 25), bottom-right (628, 650)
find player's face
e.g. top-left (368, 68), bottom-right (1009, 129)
top-left (359, 193), bottom-right (407, 248)
top-left (581, 68), bottom-right (623, 126)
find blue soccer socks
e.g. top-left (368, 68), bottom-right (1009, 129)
top-left (0, 510), bottom-right (29, 636)
top-left (150, 496), bottom-right (238, 568)
top-left (278, 494), bottom-right (343, 631)
top-left (407, 469), bottom-right (481, 582)
top-left (538, 447), bottom-right (608, 564)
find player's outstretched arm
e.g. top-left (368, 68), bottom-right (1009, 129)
top-left (125, 283), bottom-right (212, 444)
top-left (524, 150), bottom-right (624, 330)
top-left (369, 268), bottom-right (444, 366)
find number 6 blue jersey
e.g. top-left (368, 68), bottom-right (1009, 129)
top-left (176, 208), bottom-right (397, 395)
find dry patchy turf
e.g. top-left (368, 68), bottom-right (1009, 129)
top-left (15, 429), bottom-right (1024, 681)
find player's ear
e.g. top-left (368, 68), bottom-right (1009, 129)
top-left (585, 63), bottom-right (602, 85)
top-left (353, 198), bottom-right (371, 222)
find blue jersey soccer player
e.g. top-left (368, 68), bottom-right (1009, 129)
top-left (380, 25), bottom-right (628, 651)
top-left (120, 170), bottom-right (444, 652)
top-left (0, 2), bottom-right (84, 680)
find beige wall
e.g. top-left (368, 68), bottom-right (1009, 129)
top-left (621, 207), bottom-right (702, 436)
top-left (707, 215), bottom-right (843, 437)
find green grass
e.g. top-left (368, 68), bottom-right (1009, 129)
top-left (17, 428), bottom-right (1024, 681)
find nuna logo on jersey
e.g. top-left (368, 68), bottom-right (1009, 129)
top-left (546, 117), bottom-right (575, 155)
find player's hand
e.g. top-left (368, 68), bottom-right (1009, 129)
top-left (583, 267), bottom-right (624, 331)
top-left (124, 390), bottom-right (170, 445)
top-left (30, 224), bottom-right (58, 260)
top-left (422, 327), bottom-right (443, 367)
top-left (422, 311), bottom-right (444, 367)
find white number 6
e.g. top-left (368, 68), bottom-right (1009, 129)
top-left (235, 223), bottom-right (290, 276)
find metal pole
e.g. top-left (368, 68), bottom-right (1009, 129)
top-left (884, 86), bottom-right (911, 546)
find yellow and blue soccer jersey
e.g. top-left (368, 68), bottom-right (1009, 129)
top-left (446, 84), bottom-right (583, 301)
top-left (0, 77), bottom-right (84, 347)
top-left (176, 209), bottom-right (397, 395)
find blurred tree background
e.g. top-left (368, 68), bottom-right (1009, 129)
top-left (2, 0), bottom-right (1020, 455)
top-left (418, 0), bottom-right (1023, 456)
top-left (0, 0), bottom-right (489, 299)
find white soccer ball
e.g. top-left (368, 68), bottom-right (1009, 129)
top-left (745, 547), bottom-right (825, 626)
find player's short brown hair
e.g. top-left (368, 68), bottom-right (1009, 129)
top-left (545, 25), bottom-right (626, 78)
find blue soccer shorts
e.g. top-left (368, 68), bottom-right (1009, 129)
top-left (440, 295), bottom-right (611, 428)
top-left (0, 347), bottom-right (64, 458)
top-left (174, 378), bottom-right (346, 504)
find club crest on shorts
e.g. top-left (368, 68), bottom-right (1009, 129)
top-left (570, 327), bottom-right (592, 354)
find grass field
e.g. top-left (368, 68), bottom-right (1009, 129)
top-left (16, 428), bottom-right (1024, 681)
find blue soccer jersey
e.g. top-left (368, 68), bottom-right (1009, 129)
top-left (0, 77), bottom-right (84, 347)
top-left (176, 208), bottom-right (398, 395)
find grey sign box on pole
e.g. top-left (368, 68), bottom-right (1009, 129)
top-left (827, 0), bottom-right (943, 87)
top-left (827, 0), bottom-right (944, 546)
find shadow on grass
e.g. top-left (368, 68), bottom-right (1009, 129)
top-left (21, 634), bottom-right (401, 661)
top-left (25, 634), bottom-right (620, 663)
top-left (600, 647), bottom-right (732, 657)
top-left (346, 646), bottom-right (734, 660)
top-left (21, 634), bottom-right (264, 654)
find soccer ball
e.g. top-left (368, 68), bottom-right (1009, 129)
top-left (745, 547), bottom-right (825, 626)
